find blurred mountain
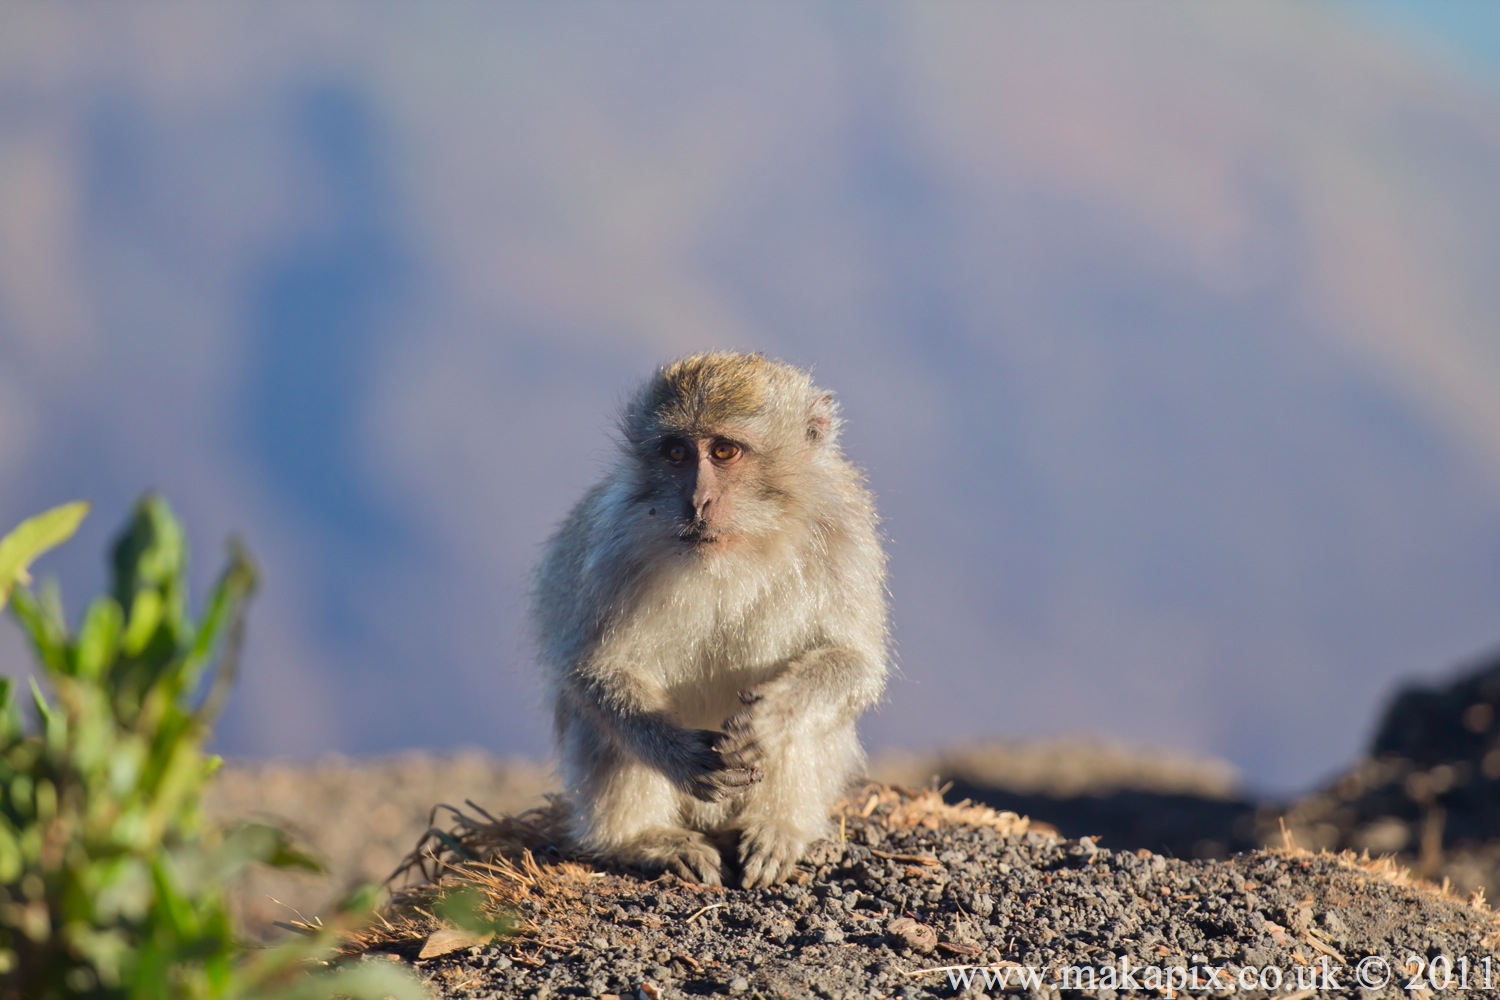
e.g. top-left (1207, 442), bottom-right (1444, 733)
top-left (2, 3), bottom-right (1500, 792)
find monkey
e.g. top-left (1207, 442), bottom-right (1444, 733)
top-left (529, 352), bottom-right (889, 888)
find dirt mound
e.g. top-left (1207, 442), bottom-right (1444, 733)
top-left (361, 786), bottom-right (1499, 1000)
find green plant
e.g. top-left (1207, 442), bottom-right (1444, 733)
top-left (0, 496), bottom-right (425, 999)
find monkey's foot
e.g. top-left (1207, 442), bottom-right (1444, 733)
top-left (736, 821), bottom-right (805, 889)
top-left (624, 829), bottom-right (724, 886)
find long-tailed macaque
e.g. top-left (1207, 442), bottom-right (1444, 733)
top-left (531, 353), bottom-right (888, 887)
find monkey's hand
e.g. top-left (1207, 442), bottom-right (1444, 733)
top-left (718, 686), bottom-right (794, 768)
top-left (667, 727), bottom-right (763, 803)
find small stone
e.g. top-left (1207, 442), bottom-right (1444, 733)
top-left (887, 916), bottom-right (938, 954)
top-left (728, 976), bottom-right (750, 995)
top-left (804, 839), bottom-right (845, 866)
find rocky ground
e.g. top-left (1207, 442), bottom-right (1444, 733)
top-left (206, 652), bottom-right (1500, 997)
top-left (381, 789), bottom-right (1497, 1000)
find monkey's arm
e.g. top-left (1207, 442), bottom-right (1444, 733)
top-left (563, 663), bottom-right (763, 801)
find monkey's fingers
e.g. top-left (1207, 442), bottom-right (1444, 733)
top-left (737, 688), bottom-right (765, 706)
top-left (714, 719), bottom-right (760, 754)
top-left (720, 708), bottom-right (758, 743)
top-left (687, 765), bottom-right (762, 802)
top-left (715, 733), bottom-right (764, 770)
top-left (718, 745), bottom-right (764, 771)
top-left (711, 764), bottom-right (763, 790)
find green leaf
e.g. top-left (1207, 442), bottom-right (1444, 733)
top-left (74, 597), bottom-right (124, 681)
top-left (183, 539), bottom-right (257, 713)
top-left (148, 855), bottom-right (197, 941)
top-left (0, 676), bottom-right (16, 739)
top-left (120, 587), bottom-right (164, 659)
top-left (0, 501), bottom-right (88, 611)
top-left (29, 675), bottom-right (52, 727)
top-left (110, 494), bottom-right (187, 633)
top-left (7, 585), bottom-right (69, 675)
top-left (433, 884), bottom-right (507, 935)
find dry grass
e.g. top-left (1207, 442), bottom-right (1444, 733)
top-left (842, 781), bottom-right (1053, 837)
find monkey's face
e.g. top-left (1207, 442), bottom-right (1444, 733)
top-left (648, 432), bottom-right (778, 548)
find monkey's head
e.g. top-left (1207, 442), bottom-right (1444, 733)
top-left (620, 352), bottom-right (842, 551)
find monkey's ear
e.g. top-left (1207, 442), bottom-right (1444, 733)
top-left (807, 391), bottom-right (840, 445)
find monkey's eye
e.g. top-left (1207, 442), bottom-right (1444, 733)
top-left (710, 441), bottom-right (741, 462)
top-left (662, 440), bottom-right (689, 464)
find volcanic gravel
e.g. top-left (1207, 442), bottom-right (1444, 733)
top-left (389, 790), bottom-right (1500, 1000)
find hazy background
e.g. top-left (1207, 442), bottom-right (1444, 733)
top-left (2, 2), bottom-right (1499, 794)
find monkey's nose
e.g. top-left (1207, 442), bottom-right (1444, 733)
top-left (689, 488), bottom-right (713, 520)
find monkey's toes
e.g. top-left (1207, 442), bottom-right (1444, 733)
top-left (666, 837), bottom-right (724, 886)
top-left (737, 824), bottom-right (805, 889)
top-left (629, 829), bottom-right (724, 886)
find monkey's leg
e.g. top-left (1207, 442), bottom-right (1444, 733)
top-left (731, 722), bottom-right (863, 888)
top-left (564, 726), bottom-right (726, 885)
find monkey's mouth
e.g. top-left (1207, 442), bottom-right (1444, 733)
top-left (678, 521), bottom-right (724, 546)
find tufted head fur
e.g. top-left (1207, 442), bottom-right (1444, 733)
top-left (622, 352), bottom-right (840, 459)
